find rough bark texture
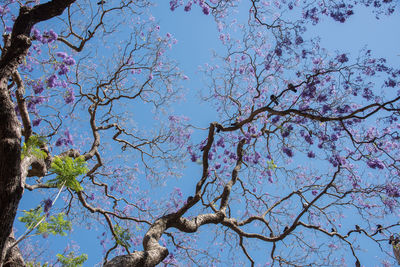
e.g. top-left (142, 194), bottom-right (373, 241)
top-left (104, 218), bottom-right (169, 267)
top-left (3, 232), bottom-right (25, 267)
top-left (0, 78), bottom-right (23, 266)
top-left (0, 1), bottom-right (76, 265)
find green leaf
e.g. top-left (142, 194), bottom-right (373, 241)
top-left (26, 262), bottom-right (49, 267)
top-left (18, 208), bottom-right (71, 236)
top-left (267, 160), bottom-right (277, 170)
top-left (47, 213), bottom-right (72, 236)
top-left (18, 207), bottom-right (46, 232)
top-left (48, 156), bottom-right (88, 192)
top-left (56, 252), bottom-right (88, 267)
top-left (114, 225), bottom-right (131, 248)
top-left (21, 135), bottom-right (47, 160)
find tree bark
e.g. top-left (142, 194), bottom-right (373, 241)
top-left (0, 1), bottom-right (76, 265)
top-left (3, 231), bottom-right (25, 267)
top-left (0, 76), bottom-right (23, 266)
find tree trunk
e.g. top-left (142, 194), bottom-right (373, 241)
top-left (0, 1), bottom-right (77, 265)
top-left (0, 77), bottom-right (23, 266)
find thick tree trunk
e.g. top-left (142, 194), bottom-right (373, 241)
top-left (3, 231), bottom-right (25, 267)
top-left (0, 78), bottom-right (23, 266)
top-left (0, 1), bottom-right (76, 265)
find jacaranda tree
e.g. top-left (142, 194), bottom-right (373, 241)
top-left (1, 0), bottom-right (400, 266)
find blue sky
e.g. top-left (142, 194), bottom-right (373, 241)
top-left (14, 1), bottom-right (400, 266)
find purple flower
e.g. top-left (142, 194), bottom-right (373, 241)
top-left (304, 135), bottom-right (313, 145)
top-left (282, 146), bottom-right (293, 157)
top-left (202, 5), bottom-right (210, 15)
top-left (216, 137), bottom-right (225, 148)
top-left (32, 28), bottom-right (43, 42)
top-left (43, 198), bottom-right (53, 214)
top-left (295, 36), bottom-right (303, 45)
top-left (281, 125), bottom-right (293, 138)
top-left (55, 129), bottom-right (74, 147)
top-left (56, 52), bottom-right (68, 59)
top-left (322, 105), bottom-right (331, 114)
top-left (64, 130), bottom-right (73, 144)
top-left (169, 0), bottom-right (178, 11)
top-left (337, 54), bottom-right (349, 63)
top-left (184, 1), bottom-right (192, 11)
top-left (312, 190), bottom-right (318, 196)
top-left (58, 64), bottom-right (69, 75)
top-left (46, 74), bottom-right (58, 88)
top-left (31, 96), bottom-right (46, 105)
top-left (385, 184), bottom-right (400, 198)
top-left (64, 88), bottom-right (75, 104)
top-left (47, 30), bottom-right (58, 43)
top-left (32, 82), bottom-right (44, 94)
top-left (317, 94), bottom-right (327, 102)
top-left (271, 116), bottom-right (280, 124)
top-left (307, 151), bottom-right (315, 158)
top-left (55, 138), bottom-right (63, 146)
top-left (383, 198), bottom-right (396, 212)
top-left (253, 152), bottom-right (261, 164)
top-left (64, 56), bottom-right (76, 66)
top-left (329, 155), bottom-right (339, 167)
top-left (32, 118), bottom-right (42, 126)
top-left (275, 47), bottom-right (282, 57)
top-left (362, 87), bottom-right (374, 100)
top-left (367, 159), bottom-right (385, 169)
top-left (385, 78), bottom-right (396, 88)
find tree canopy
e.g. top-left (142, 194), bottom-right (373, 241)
top-left (1, 0), bottom-right (400, 266)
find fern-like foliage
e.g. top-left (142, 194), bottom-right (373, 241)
top-left (21, 135), bottom-right (47, 160)
top-left (18, 207), bottom-right (72, 236)
top-left (26, 262), bottom-right (49, 267)
top-left (56, 252), bottom-right (88, 267)
top-left (48, 156), bottom-right (88, 192)
top-left (114, 224), bottom-right (131, 249)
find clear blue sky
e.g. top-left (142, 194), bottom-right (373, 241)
top-left (14, 1), bottom-right (400, 266)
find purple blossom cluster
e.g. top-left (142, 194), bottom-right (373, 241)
top-left (187, 146), bottom-right (199, 162)
top-left (303, 7), bottom-right (319, 25)
top-left (281, 125), bottom-right (293, 138)
top-left (31, 81), bottom-right (44, 94)
top-left (336, 53), bottom-right (349, 63)
top-left (307, 151), bottom-right (315, 158)
top-left (46, 74), bottom-right (58, 88)
top-left (56, 51), bottom-right (76, 75)
top-left (282, 146), bottom-right (294, 157)
top-left (329, 5), bottom-right (354, 23)
top-left (32, 118), bottom-right (42, 127)
top-left (42, 198), bottom-right (53, 215)
top-left (382, 198), bottom-right (396, 212)
top-left (302, 79), bottom-right (320, 99)
top-left (168, 115), bottom-right (191, 148)
top-left (384, 78), bottom-right (397, 88)
top-left (64, 88), bottom-right (75, 104)
top-left (328, 154), bottom-right (346, 167)
top-left (55, 130), bottom-right (73, 147)
top-left (366, 158), bottom-right (385, 169)
top-left (32, 28), bottom-right (58, 44)
top-left (170, 0), bottom-right (209, 15)
top-left (385, 183), bottom-right (400, 198)
top-left (27, 96), bottom-right (46, 113)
